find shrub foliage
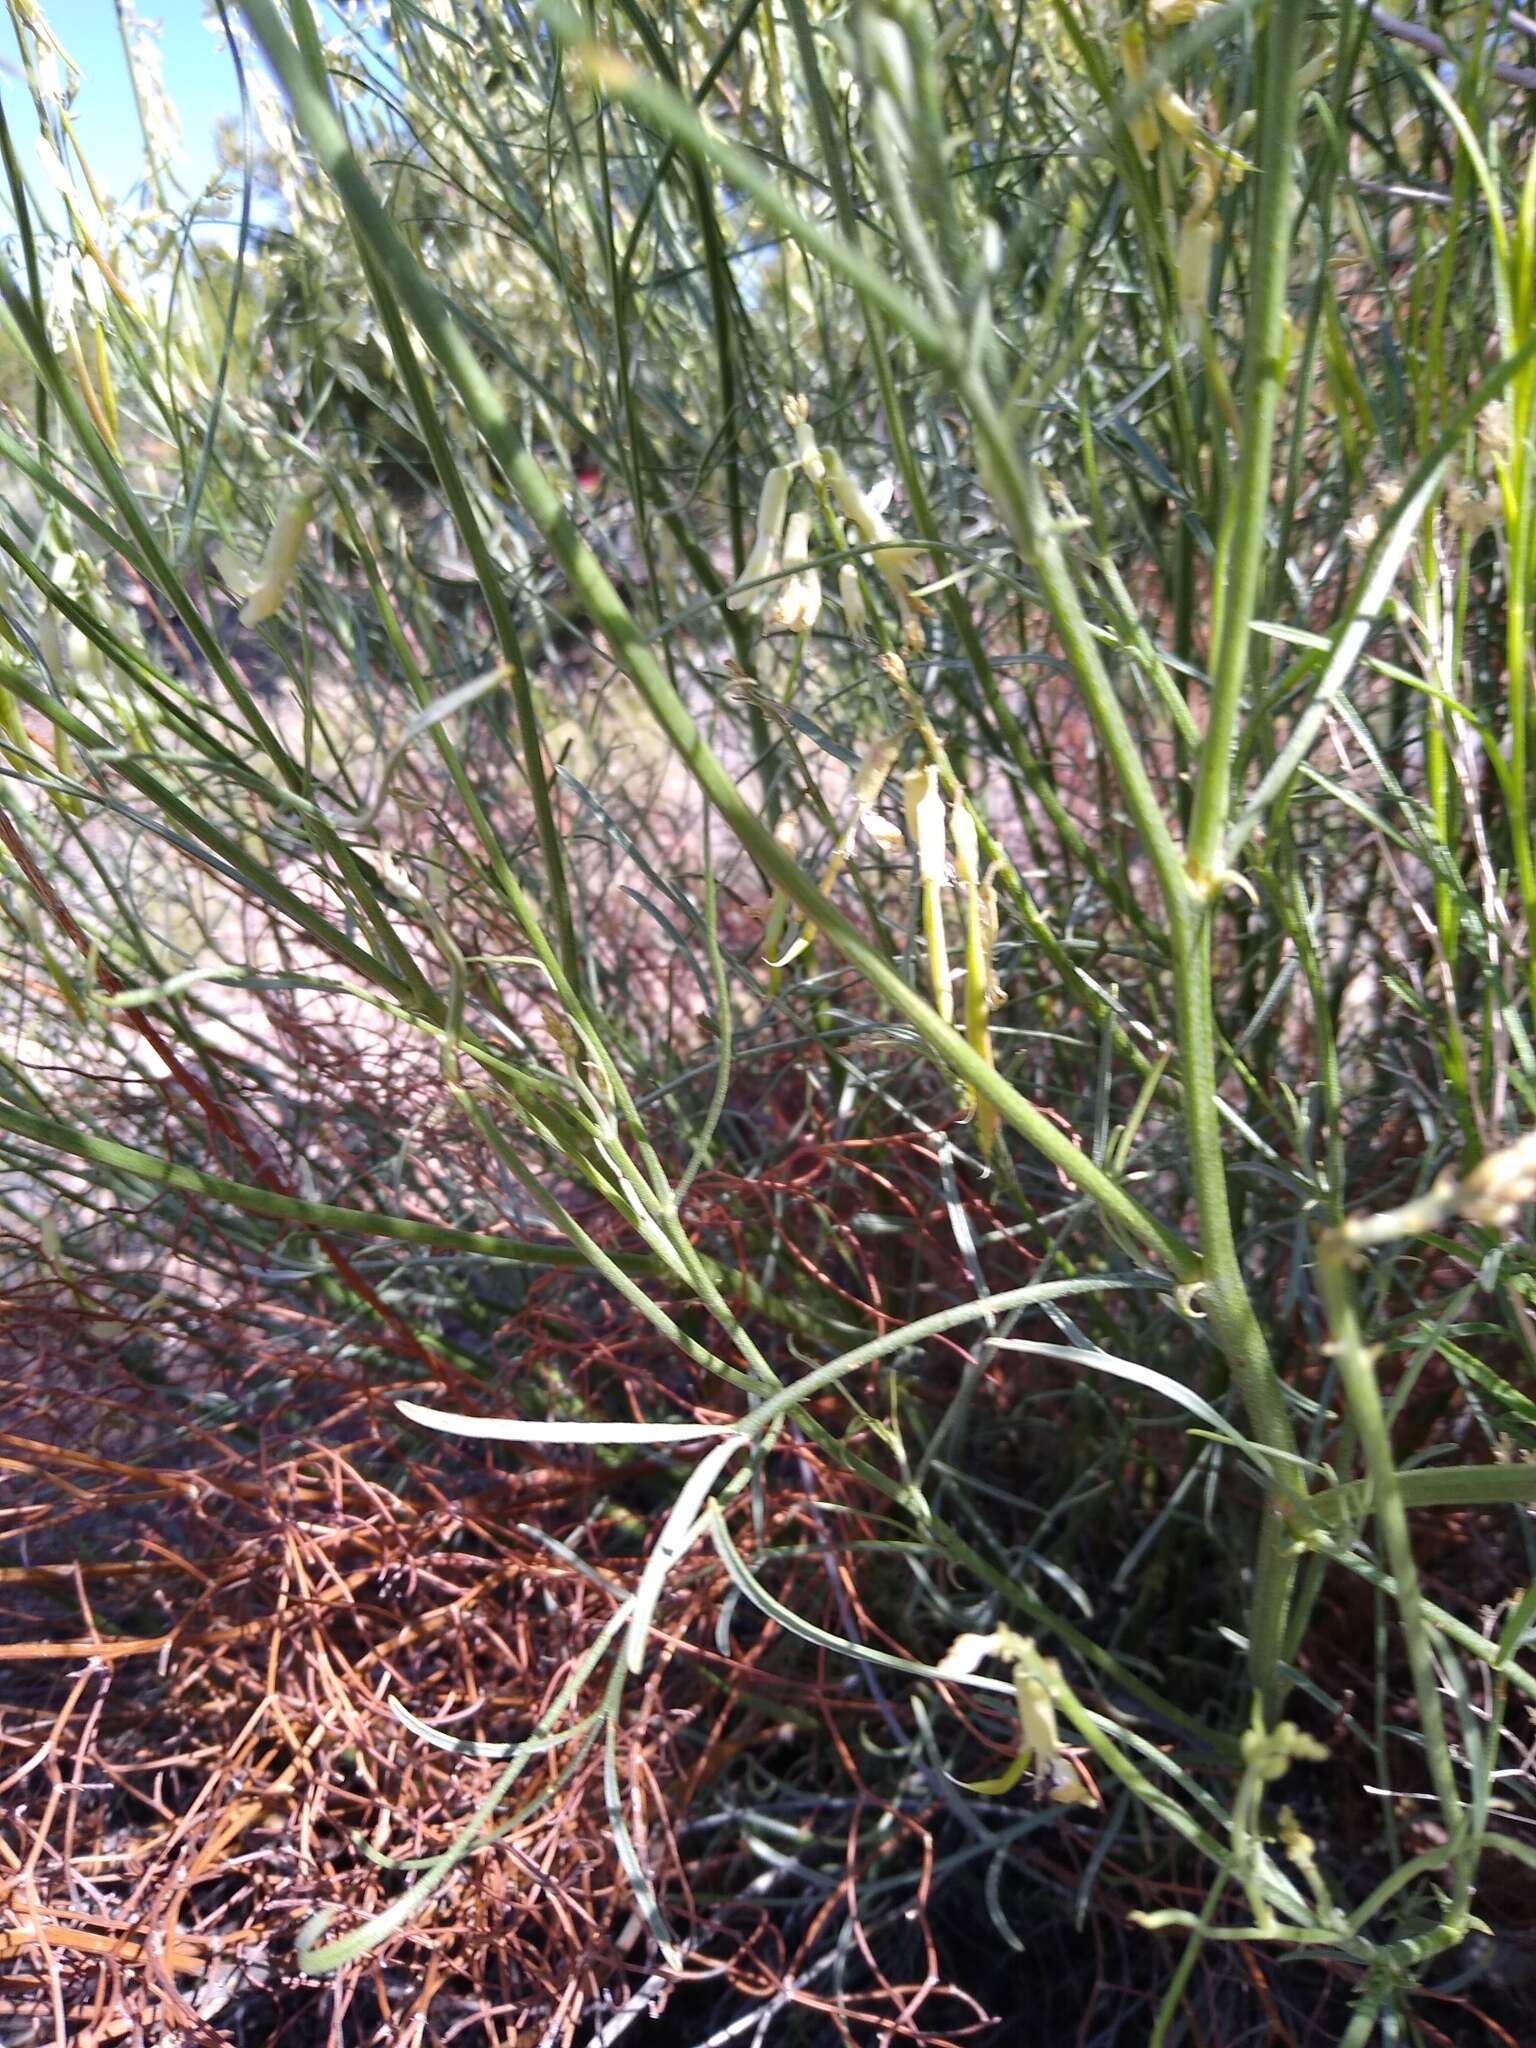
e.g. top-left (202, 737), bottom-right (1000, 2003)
top-left (3, 2), bottom-right (1536, 2040)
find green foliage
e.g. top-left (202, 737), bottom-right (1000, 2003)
top-left (4, 0), bottom-right (1536, 2034)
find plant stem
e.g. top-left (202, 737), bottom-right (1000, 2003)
top-left (1317, 1228), bottom-right (1474, 1926)
top-left (240, 0), bottom-right (1197, 1284)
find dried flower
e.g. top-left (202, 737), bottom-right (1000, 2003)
top-left (1342, 477), bottom-right (1402, 554)
top-left (1444, 478), bottom-right (1497, 536)
top-left (121, 3), bottom-right (181, 173)
top-left (1461, 1129), bottom-right (1536, 1230)
top-left (1478, 399), bottom-right (1512, 474)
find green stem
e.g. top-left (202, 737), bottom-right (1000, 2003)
top-left (1317, 1228), bottom-right (1474, 1926)
top-left (1187, 0), bottom-right (1308, 881)
top-left (240, 0), bottom-right (1195, 1282)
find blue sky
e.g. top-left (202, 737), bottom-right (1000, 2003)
top-left (2, 2), bottom-right (246, 210)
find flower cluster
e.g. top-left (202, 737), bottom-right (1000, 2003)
top-left (728, 397), bottom-right (927, 646)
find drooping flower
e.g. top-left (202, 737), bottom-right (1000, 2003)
top-left (904, 763), bottom-right (951, 1023)
top-left (838, 537), bottom-right (869, 635)
top-left (769, 511), bottom-right (821, 634)
top-left (728, 464), bottom-right (791, 613)
top-left (825, 451), bottom-right (921, 576)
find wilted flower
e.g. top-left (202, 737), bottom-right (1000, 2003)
top-left (776, 731), bottom-right (904, 968)
top-left (936, 1628), bottom-right (1097, 1806)
top-left (1343, 477), bottom-right (1401, 554)
top-left (977, 878), bottom-right (1003, 1008)
top-left (950, 795), bottom-right (1003, 1148)
top-left (824, 452), bottom-right (928, 644)
top-left (936, 1631), bottom-right (996, 1680)
top-left (843, 734), bottom-right (904, 858)
top-left (1155, 85), bottom-right (1201, 143)
top-left (860, 806), bottom-right (904, 855)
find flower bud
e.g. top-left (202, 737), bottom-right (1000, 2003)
top-left (782, 393), bottom-right (824, 482)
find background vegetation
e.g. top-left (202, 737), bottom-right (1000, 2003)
top-left (4, 1), bottom-right (1536, 2041)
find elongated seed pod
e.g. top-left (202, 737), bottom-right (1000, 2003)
top-left (239, 491), bottom-right (315, 626)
